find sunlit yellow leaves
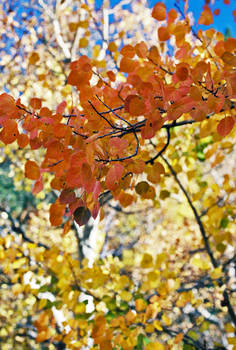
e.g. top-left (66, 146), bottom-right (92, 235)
top-left (135, 298), bottom-right (147, 312)
top-left (145, 341), bottom-right (164, 350)
top-left (161, 314), bottom-right (171, 326)
top-left (79, 37), bottom-right (89, 48)
top-left (12, 257), bottom-right (27, 269)
top-left (210, 267), bottom-right (222, 279)
top-left (120, 290), bottom-right (132, 302)
top-left (191, 256), bottom-right (210, 270)
top-left (141, 253), bottom-right (153, 268)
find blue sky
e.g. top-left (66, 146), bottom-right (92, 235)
top-left (96, 0), bottom-right (235, 37)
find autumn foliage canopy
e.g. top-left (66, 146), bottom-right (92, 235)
top-left (0, 0), bottom-right (235, 349)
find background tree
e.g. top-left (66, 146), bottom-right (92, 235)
top-left (0, 0), bottom-right (235, 349)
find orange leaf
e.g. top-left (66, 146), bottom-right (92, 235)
top-left (146, 162), bottom-right (165, 184)
top-left (124, 95), bottom-right (145, 116)
top-left (158, 27), bottom-right (170, 41)
top-left (63, 220), bottom-right (71, 235)
top-left (80, 162), bottom-right (92, 185)
top-left (168, 9), bottom-right (178, 22)
top-left (0, 93), bottom-right (18, 118)
top-left (152, 2), bottom-right (166, 21)
top-left (0, 119), bottom-right (19, 144)
top-left (221, 52), bottom-right (236, 66)
top-left (17, 133), bottom-right (29, 148)
top-left (120, 45), bottom-right (135, 58)
top-left (198, 6), bottom-right (213, 25)
top-left (120, 57), bottom-right (137, 73)
top-left (30, 98), bottom-right (42, 110)
top-left (105, 163), bottom-right (124, 191)
top-left (107, 70), bottom-right (116, 82)
top-left (118, 191), bottom-right (134, 208)
top-left (174, 333), bottom-right (184, 344)
top-left (135, 41), bottom-right (148, 58)
top-left (25, 160), bottom-right (41, 180)
top-left (29, 52), bottom-right (40, 65)
top-left (49, 202), bottom-right (65, 226)
top-left (217, 116), bottom-right (235, 137)
top-left (176, 63), bottom-right (189, 81)
top-left (148, 46), bottom-right (160, 64)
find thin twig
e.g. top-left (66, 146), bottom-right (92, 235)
top-left (146, 128), bottom-right (170, 165)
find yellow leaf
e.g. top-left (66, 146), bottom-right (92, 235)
top-left (153, 320), bottom-right (163, 331)
top-left (135, 298), bottom-right (146, 312)
top-left (120, 290), bottom-right (132, 302)
top-left (210, 267), bottom-right (222, 279)
top-left (141, 253), bottom-right (153, 268)
top-left (12, 257), bottom-right (27, 269)
top-left (225, 323), bottom-right (235, 333)
top-left (145, 342), bottom-right (164, 350)
top-left (228, 337), bottom-right (236, 345)
top-left (162, 314), bottom-right (171, 326)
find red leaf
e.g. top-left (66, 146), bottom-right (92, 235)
top-left (74, 207), bottom-right (91, 226)
top-left (59, 189), bottom-right (76, 204)
top-left (105, 163), bottom-right (124, 191)
top-left (56, 101), bottom-right (67, 114)
top-left (217, 116), bottom-right (235, 137)
top-left (32, 177), bottom-right (43, 195)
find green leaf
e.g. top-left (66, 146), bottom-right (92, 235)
top-left (220, 217), bottom-right (229, 228)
